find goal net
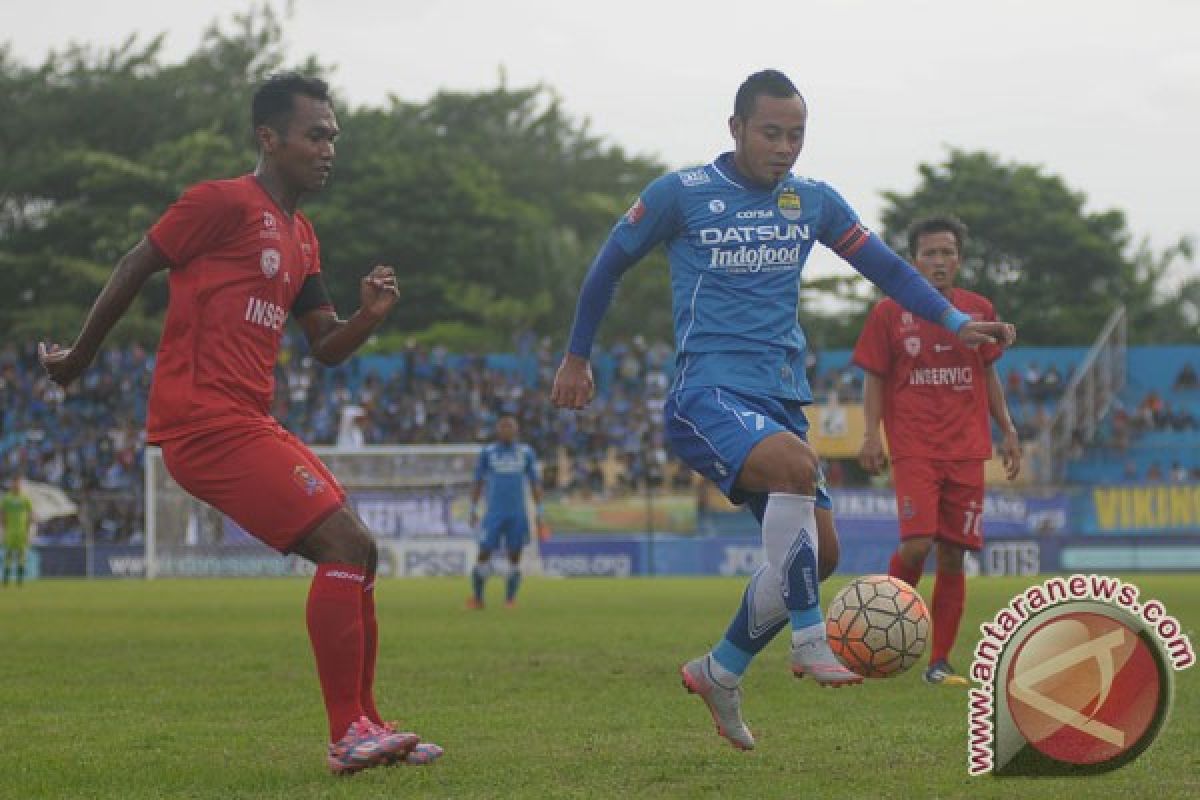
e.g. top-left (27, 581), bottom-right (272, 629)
top-left (144, 444), bottom-right (538, 579)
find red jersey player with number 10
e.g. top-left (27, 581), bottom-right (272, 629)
top-left (852, 215), bottom-right (1021, 687)
top-left (38, 73), bottom-right (442, 774)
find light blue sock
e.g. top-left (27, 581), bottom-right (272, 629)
top-left (712, 637), bottom-right (754, 677)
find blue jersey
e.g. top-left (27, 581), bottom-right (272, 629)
top-left (474, 442), bottom-right (540, 519)
top-left (611, 153), bottom-right (869, 402)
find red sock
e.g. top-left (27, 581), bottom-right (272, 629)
top-left (306, 563), bottom-right (367, 741)
top-left (361, 577), bottom-right (383, 725)
top-left (930, 571), bottom-right (966, 664)
top-left (888, 550), bottom-right (923, 589)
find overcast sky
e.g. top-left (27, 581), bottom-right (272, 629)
top-left (6, 0), bottom-right (1198, 285)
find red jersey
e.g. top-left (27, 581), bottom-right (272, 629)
top-left (852, 288), bottom-right (1002, 461)
top-left (145, 175), bottom-right (324, 443)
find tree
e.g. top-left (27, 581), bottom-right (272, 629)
top-left (0, 6), bottom-right (326, 344)
top-left (877, 148), bottom-right (1196, 345)
top-left (0, 8), bottom-right (673, 351)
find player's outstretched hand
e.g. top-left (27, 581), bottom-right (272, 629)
top-left (551, 353), bottom-right (595, 410)
top-left (858, 434), bottom-right (888, 475)
top-left (360, 265), bottom-right (400, 318)
top-left (38, 341), bottom-right (87, 388)
top-left (957, 320), bottom-right (1016, 348)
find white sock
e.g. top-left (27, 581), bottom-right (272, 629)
top-left (761, 493), bottom-right (816, 572)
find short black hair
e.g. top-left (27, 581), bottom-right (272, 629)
top-left (734, 69), bottom-right (803, 120)
top-left (252, 72), bottom-right (331, 135)
top-left (908, 214), bottom-right (968, 257)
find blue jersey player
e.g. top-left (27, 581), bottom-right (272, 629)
top-left (551, 70), bottom-right (1015, 751)
top-left (467, 416), bottom-right (544, 609)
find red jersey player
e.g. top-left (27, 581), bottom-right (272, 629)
top-left (38, 74), bottom-right (442, 774)
top-left (853, 215), bottom-right (1020, 686)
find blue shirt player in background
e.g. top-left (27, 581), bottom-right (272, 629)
top-left (467, 415), bottom-right (544, 609)
top-left (551, 69), bottom-right (1015, 751)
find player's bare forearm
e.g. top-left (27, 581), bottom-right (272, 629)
top-left (985, 366), bottom-right (1018, 437)
top-left (304, 307), bottom-right (387, 366)
top-left (986, 365), bottom-right (1022, 479)
top-left (40, 238), bottom-right (167, 386)
top-left (859, 372), bottom-right (888, 473)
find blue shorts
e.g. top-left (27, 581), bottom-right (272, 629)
top-left (479, 514), bottom-right (530, 554)
top-left (664, 386), bottom-right (832, 510)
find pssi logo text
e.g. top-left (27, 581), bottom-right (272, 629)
top-left (405, 549), bottom-right (467, 576)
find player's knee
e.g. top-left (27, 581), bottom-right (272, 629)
top-left (293, 508), bottom-right (375, 568)
top-left (771, 441), bottom-right (820, 494)
top-left (743, 434), bottom-right (819, 494)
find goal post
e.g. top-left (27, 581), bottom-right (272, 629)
top-left (144, 444), bottom-right (540, 579)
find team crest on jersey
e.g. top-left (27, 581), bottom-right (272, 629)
top-left (261, 248), bottom-right (281, 278)
top-left (709, 199), bottom-right (725, 214)
top-left (904, 336), bottom-right (921, 357)
top-left (679, 168), bottom-right (711, 187)
top-left (292, 465), bottom-right (326, 496)
top-left (900, 496), bottom-right (915, 520)
top-left (625, 198), bottom-right (646, 225)
top-left (776, 188), bottom-right (803, 221)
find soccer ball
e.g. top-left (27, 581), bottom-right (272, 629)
top-left (825, 575), bottom-right (929, 678)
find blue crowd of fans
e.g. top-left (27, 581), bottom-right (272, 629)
top-left (4, 335), bottom-right (1196, 544)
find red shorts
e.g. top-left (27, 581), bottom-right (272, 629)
top-left (161, 419), bottom-right (346, 553)
top-left (891, 458), bottom-right (985, 551)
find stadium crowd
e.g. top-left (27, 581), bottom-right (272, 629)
top-left (6, 335), bottom-right (1194, 545)
top-left (0, 336), bottom-right (692, 544)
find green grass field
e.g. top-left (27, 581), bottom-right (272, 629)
top-left (1, 575), bottom-right (1196, 799)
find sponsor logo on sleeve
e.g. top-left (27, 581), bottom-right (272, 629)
top-left (625, 198), bottom-right (646, 225)
top-left (679, 168), bottom-right (711, 187)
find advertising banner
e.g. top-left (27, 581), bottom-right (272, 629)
top-left (1081, 483), bottom-right (1200, 535)
top-left (538, 537), bottom-right (642, 577)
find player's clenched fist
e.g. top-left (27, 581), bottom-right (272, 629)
top-left (551, 353), bottom-right (595, 410)
top-left (360, 265), bottom-right (399, 318)
top-left (38, 341), bottom-right (87, 388)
